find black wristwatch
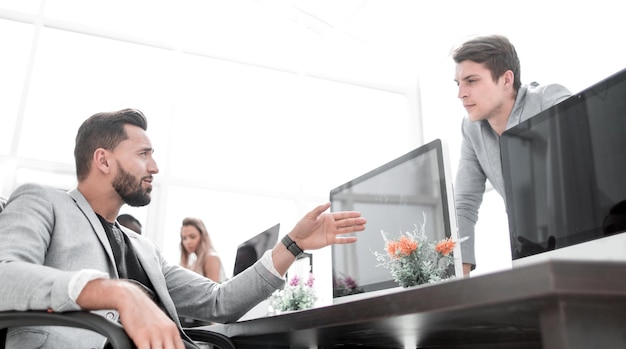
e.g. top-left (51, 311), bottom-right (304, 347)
top-left (281, 235), bottom-right (304, 257)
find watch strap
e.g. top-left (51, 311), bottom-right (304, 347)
top-left (281, 235), bottom-right (304, 257)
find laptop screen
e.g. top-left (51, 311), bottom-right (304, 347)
top-left (232, 223), bottom-right (279, 276)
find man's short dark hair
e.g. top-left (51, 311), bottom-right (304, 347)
top-left (452, 34), bottom-right (522, 91)
top-left (74, 108), bottom-right (148, 181)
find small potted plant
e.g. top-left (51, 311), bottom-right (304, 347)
top-left (269, 273), bottom-right (317, 314)
top-left (374, 219), bottom-right (464, 288)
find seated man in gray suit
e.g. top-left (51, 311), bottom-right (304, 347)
top-left (0, 108), bottom-right (367, 349)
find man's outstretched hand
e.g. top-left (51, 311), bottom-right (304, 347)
top-left (288, 202), bottom-right (367, 251)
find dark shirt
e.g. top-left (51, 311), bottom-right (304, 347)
top-left (96, 215), bottom-right (158, 301)
top-left (96, 215), bottom-right (200, 348)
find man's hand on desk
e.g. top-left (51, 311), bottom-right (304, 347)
top-left (462, 263), bottom-right (472, 277)
top-left (517, 236), bottom-right (556, 258)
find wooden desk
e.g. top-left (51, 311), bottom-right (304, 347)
top-left (203, 260), bottom-right (626, 348)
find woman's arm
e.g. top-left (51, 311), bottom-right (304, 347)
top-left (203, 254), bottom-right (222, 281)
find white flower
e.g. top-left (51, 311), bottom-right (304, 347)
top-left (269, 273), bottom-right (318, 312)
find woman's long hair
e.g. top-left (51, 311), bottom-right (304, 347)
top-left (179, 217), bottom-right (216, 276)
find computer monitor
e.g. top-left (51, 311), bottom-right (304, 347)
top-left (501, 68), bottom-right (626, 267)
top-left (330, 139), bottom-right (461, 303)
top-left (233, 223), bottom-right (280, 277)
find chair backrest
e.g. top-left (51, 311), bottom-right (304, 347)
top-left (0, 195), bottom-right (6, 213)
top-left (0, 311), bottom-right (133, 349)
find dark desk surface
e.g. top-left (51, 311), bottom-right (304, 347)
top-left (204, 260), bottom-right (626, 348)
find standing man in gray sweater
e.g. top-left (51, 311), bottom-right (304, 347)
top-left (452, 35), bottom-right (571, 275)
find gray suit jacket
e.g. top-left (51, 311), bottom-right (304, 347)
top-left (0, 183), bottom-right (284, 348)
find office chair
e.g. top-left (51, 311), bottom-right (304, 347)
top-left (0, 310), bottom-right (235, 349)
top-left (0, 310), bottom-right (132, 348)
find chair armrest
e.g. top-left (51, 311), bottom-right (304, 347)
top-left (185, 328), bottom-right (236, 349)
top-left (0, 310), bottom-right (133, 349)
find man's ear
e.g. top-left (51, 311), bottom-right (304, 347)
top-left (93, 148), bottom-right (111, 174)
top-left (503, 70), bottom-right (514, 87)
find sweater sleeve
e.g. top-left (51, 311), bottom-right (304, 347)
top-left (454, 118), bottom-right (487, 267)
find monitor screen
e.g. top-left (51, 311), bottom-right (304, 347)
top-left (330, 139), bottom-right (460, 302)
top-left (501, 68), bottom-right (626, 262)
top-left (233, 223), bottom-right (280, 276)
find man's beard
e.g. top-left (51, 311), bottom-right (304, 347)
top-left (113, 163), bottom-right (152, 207)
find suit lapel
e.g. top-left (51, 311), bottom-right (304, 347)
top-left (127, 234), bottom-right (182, 327)
top-left (68, 189), bottom-right (183, 328)
top-left (69, 188), bottom-right (119, 277)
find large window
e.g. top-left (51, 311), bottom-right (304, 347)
top-left (0, 2), bottom-right (414, 304)
top-left (0, 19), bottom-right (32, 156)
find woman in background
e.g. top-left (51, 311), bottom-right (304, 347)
top-left (179, 217), bottom-right (227, 327)
top-left (179, 217), bottom-right (226, 283)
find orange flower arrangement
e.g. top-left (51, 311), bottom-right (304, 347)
top-left (435, 238), bottom-right (456, 256)
top-left (398, 236), bottom-right (419, 255)
top-left (387, 236), bottom-right (419, 257)
top-left (375, 220), bottom-right (465, 288)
